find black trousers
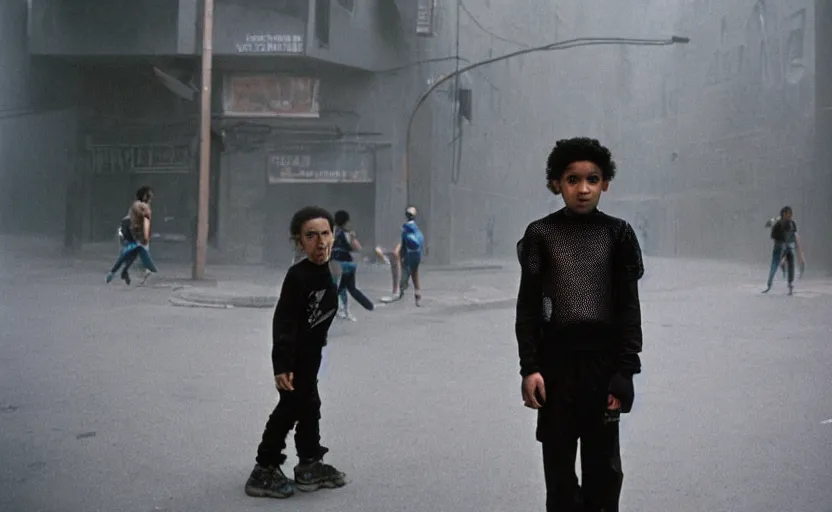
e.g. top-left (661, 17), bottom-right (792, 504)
top-left (337, 265), bottom-right (375, 311)
top-left (538, 352), bottom-right (624, 512)
top-left (255, 354), bottom-right (328, 467)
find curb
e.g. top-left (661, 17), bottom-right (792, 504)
top-left (425, 264), bottom-right (506, 273)
top-left (168, 296), bottom-right (234, 309)
top-left (168, 289), bottom-right (518, 311)
top-left (422, 296), bottom-right (517, 314)
top-left (169, 288), bottom-right (277, 309)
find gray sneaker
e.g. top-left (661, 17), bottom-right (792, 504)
top-left (293, 459), bottom-right (346, 492)
top-left (244, 464), bottom-right (295, 499)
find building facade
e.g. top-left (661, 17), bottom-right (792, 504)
top-left (29, 0), bottom-right (434, 264)
top-left (13, 0), bottom-right (832, 269)
top-left (0, 0), bottom-right (79, 241)
top-left (409, 0), bottom-right (831, 269)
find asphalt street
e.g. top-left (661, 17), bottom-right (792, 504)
top-left (1, 243), bottom-right (831, 512)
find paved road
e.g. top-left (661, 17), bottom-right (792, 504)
top-left (1, 245), bottom-right (831, 511)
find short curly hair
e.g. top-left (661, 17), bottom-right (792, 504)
top-left (545, 137), bottom-right (617, 194)
top-left (334, 210), bottom-right (350, 227)
top-left (290, 206), bottom-right (334, 239)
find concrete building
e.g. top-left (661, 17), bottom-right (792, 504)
top-left (557, 0), bottom-right (829, 268)
top-left (23, 0), bottom-right (423, 264)
top-left (417, 0), bottom-right (831, 269)
top-left (0, 0), bottom-right (78, 242)
top-left (8, 0), bottom-right (832, 270)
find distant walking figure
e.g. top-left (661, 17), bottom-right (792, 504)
top-left (331, 210), bottom-right (374, 321)
top-left (762, 206), bottom-right (804, 295)
top-left (106, 186), bottom-right (158, 285)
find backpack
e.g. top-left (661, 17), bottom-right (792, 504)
top-left (402, 222), bottom-right (424, 257)
top-left (118, 216), bottom-right (135, 244)
top-left (769, 218), bottom-right (785, 241)
top-left (331, 227), bottom-right (353, 260)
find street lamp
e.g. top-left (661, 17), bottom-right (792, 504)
top-left (402, 35), bottom-right (691, 206)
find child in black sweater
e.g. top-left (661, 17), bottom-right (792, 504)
top-left (516, 138), bottom-right (644, 512)
top-left (245, 206), bottom-right (346, 499)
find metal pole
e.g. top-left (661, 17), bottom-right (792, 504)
top-left (193, 0), bottom-right (214, 281)
top-left (403, 35), bottom-right (690, 206)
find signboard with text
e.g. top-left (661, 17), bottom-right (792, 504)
top-left (416, 0), bottom-right (437, 36)
top-left (267, 146), bottom-right (375, 184)
top-left (223, 74), bottom-right (320, 118)
top-left (89, 143), bottom-right (192, 175)
top-left (235, 34), bottom-right (304, 54)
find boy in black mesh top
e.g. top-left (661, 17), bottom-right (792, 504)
top-left (515, 138), bottom-right (644, 512)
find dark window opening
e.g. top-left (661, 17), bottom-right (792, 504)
top-left (316, 0), bottom-right (331, 47)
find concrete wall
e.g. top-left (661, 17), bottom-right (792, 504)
top-left (595, 0), bottom-right (820, 265)
top-left (0, 0), bottom-right (78, 236)
top-left (79, 64), bottom-right (199, 243)
top-left (409, 0), bottom-right (829, 268)
top-left (813, 0), bottom-right (832, 270)
top-left (414, 0), bottom-right (567, 263)
top-left (306, 0), bottom-right (409, 71)
top-left (213, 0), bottom-right (307, 56)
top-left (29, 0), bottom-right (180, 56)
top-left (215, 64), bottom-right (425, 264)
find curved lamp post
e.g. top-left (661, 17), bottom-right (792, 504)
top-left (402, 35), bottom-right (691, 206)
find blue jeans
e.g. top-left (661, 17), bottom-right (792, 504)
top-left (766, 242), bottom-right (795, 288)
top-left (110, 243), bottom-right (158, 274)
top-left (399, 255), bottom-right (421, 295)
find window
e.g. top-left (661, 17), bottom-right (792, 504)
top-left (223, 75), bottom-right (320, 118)
top-left (316, 0), bottom-right (331, 46)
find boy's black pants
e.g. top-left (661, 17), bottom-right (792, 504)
top-left (538, 351), bottom-right (624, 512)
top-left (256, 353), bottom-right (328, 467)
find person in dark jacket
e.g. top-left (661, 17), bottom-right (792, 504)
top-left (762, 206), bottom-right (804, 295)
top-left (331, 210), bottom-right (374, 321)
top-left (245, 206), bottom-right (346, 500)
top-left (515, 137), bottom-right (644, 512)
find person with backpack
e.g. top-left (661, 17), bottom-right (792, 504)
top-left (105, 186), bottom-right (158, 285)
top-left (395, 206), bottom-right (424, 307)
top-left (331, 210), bottom-right (374, 321)
top-left (762, 206), bottom-right (805, 295)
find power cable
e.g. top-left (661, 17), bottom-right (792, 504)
top-left (459, 1), bottom-right (531, 48)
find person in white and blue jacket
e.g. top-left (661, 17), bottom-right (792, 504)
top-left (396, 206), bottom-right (424, 307)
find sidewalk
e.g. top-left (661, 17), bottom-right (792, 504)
top-left (3, 234), bottom-right (831, 309)
top-left (167, 259), bottom-right (520, 309)
top-left (0, 235), bottom-right (518, 309)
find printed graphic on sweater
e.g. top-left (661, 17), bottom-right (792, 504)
top-left (308, 289), bottom-right (336, 328)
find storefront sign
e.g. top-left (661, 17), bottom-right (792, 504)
top-left (267, 146), bottom-right (374, 183)
top-left (416, 0), bottom-right (437, 36)
top-left (89, 143), bottom-right (192, 175)
top-left (224, 74), bottom-right (319, 118)
top-left (235, 34), bottom-right (304, 54)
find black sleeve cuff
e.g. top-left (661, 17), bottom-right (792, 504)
top-left (608, 372), bottom-right (635, 413)
top-left (520, 365), bottom-right (540, 378)
top-left (617, 352), bottom-right (642, 376)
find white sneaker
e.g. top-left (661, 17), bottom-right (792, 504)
top-left (138, 269), bottom-right (152, 286)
